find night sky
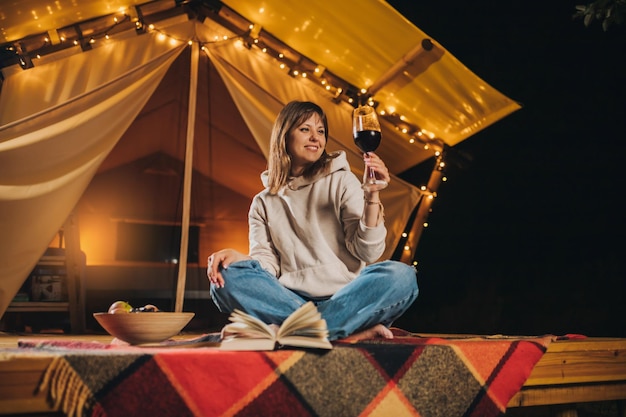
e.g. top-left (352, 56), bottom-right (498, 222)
top-left (387, 1), bottom-right (626, 337)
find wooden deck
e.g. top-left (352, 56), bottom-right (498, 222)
top-left (1, 333), bottom-right (625, 416)
top-left (507, 337), bottom-right (626, 416)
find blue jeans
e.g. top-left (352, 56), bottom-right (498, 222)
top-left (210, 259), bottom-right (418, 340)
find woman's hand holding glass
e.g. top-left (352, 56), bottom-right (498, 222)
top-left (362, 152), bottom-right (390, 187)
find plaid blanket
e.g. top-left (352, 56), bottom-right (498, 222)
top-left (18, 333), bottom-right (554, 417)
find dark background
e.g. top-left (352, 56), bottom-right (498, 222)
top-left (388, 1), bottom-right (626, 337)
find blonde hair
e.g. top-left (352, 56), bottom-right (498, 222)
top-left (266, 101), bottom-right (337, 194)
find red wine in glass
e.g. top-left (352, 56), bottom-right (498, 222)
top-left (352, 105), bottom-right (387, 190)
top-left (354, 130), bottom-right (382, 153)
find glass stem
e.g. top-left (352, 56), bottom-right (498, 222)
top-left (368, 167), bottom-right (377, 183)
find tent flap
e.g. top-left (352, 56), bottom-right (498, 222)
top-left (0, 30), bottom-right (186, 317)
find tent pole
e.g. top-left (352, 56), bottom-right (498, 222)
top-left (400, 152), bottom-right (445, 264)
top-left (175, 42), bottom-right (199, 313)
top-left (367, 39), bottom-right (433, 96)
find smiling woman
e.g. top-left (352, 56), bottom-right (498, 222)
top-left (206, 100), bottom-right (418, 341)
top-left (285, 113), bottom-right (326, 177)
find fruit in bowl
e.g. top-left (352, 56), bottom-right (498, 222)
top-left (95, 301), bottom-right (194, 345)
top-left (107, 301), bottom-right (133, 314)
top-left (107, 301), bottom-right (159, 314)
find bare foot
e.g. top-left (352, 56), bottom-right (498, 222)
top-left (342, 324), bottom-right (394, 342)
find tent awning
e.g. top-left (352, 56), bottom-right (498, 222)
top-left (0, 0), bottom-right (520, 170)
top-left (0, 0), bottom-right (520, 317)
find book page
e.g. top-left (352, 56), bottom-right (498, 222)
top-left (222, 309), bottom-right (276, 339)
top-left (277, 302), bottom-right (331, 349)
top-left (278, 334), bottom-right (332, 350)
top-left (277, 302), bottom-right (321, 337)
top-left (219, 302), bottom-right (332, 350)
top-left (219, 336), bottom-right (277, 351)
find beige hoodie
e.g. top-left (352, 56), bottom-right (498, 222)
top-left (248, 151), bottom-right (386, 298)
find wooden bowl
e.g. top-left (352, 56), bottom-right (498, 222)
top-left (93, 312), bottom-right (195, 345)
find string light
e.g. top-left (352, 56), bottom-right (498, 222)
top-left (192, 13), bottom-right (445, 155)
top-left (2, 2), bottom-right (448, 162)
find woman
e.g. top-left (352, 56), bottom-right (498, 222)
top-left (207, 101), bottom-right (418, 340)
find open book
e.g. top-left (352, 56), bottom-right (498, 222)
top-left (219, 301), bottom-right (333, 351)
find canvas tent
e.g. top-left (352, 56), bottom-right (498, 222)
top-left (0, 0), bottom-right (520, 320)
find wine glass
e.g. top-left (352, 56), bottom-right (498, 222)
top-left (352, 104), bottom-right (388, 191)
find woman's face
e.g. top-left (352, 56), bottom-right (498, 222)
top-left (287, 112), bottom-right (326, 176)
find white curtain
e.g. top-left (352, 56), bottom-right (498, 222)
top-left (0, 31), bottom-right (186, 317)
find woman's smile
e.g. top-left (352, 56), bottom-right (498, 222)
top-left (287, 113), bottom-right (326, 176)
